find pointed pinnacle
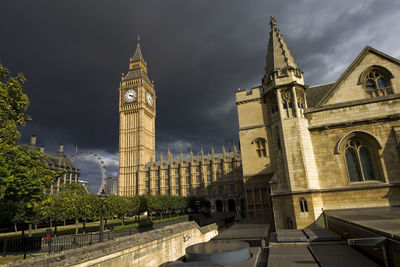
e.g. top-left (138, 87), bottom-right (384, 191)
top-left (137, 34), bottom-right (141, 43)
top-left (270, 16), bottom-right (276, 27)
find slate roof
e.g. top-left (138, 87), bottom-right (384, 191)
top-left (122, 68), bottom-right (151, 84)
top-left (43, 152), bottom-right (78, 172)
top-left (131, 35), bottom-right (146, 64)
top-left (306, 83), bottom-right (334, 108)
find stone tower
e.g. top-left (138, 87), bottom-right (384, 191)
top-left (118, 35), bottom-right (156, 196)
top-left (263, 17), bottom-right (320, 228)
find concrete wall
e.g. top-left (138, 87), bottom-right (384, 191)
top-left (6, 221), bottom-right (218, 267)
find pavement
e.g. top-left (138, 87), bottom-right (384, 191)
top-left (325, 206), bottom-right (400, 241)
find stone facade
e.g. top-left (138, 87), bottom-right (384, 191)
top-left (236, 17), bottom-right (400, 229)
top-left (5, 221), bottom-right (218, 267)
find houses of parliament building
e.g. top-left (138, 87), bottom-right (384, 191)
top-left (117, 36), bottom-right (268, 216)
top-left (118, 17), bottom-right (400, 229)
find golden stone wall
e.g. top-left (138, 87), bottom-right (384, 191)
top-left (236, 26), bottom-right (400, 230)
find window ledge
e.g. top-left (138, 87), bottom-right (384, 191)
top-left (347, 180), bottom-right (384, 186)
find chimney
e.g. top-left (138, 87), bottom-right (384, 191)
top-left (30, 135), bottom-right (37, 146)
top-left (40, 146), bottom-right (44, 153)
top-left (58, 144), bottom-right (64, 154)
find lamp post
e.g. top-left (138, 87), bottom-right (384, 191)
top-left (98, 187), bottom-right (107, 242)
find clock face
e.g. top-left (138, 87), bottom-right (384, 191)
top-left (124, 89), bottom-right (137, 103)
top-left (146, 92), bottom-right (153, 107)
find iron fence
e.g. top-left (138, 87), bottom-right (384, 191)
top-left (1, 217), bottom-right (188, 256)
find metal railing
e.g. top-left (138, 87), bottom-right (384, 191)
top-left (1, 217), bottom-right (188, 256)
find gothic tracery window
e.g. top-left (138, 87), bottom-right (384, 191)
top-left (364, 69), bottom-right (392, 97)
top-left (344, 138), bottom-right (378, 182)
top-left (281, 90), bottom-right (293, 117)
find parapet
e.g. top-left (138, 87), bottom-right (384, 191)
top-left (235, 86), bottom-right (262, 104)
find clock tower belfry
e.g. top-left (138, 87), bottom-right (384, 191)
top-left (118, 35), bottom-right (156, 196)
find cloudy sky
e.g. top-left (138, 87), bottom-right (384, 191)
top-left (2, 0), bottom-right (400, 186)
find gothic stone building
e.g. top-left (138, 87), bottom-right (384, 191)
top-left (236, 17), bottom-right (400, 229)
top-left (118, 37), bottom-right (248, 213)
top-left (27, 135), bottom-right (79, 193)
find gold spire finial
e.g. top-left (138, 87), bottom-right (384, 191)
top-left (137, 34), bottom-right (141, 43)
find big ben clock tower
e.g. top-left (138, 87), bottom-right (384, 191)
top-left (118, 35), bottom-right (156, 196)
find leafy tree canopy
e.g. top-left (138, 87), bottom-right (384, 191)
top-left (0, 63), bottom-right (62, 225)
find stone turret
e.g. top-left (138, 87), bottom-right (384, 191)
top-left (263, 16), bottom-right (304, 90)
top-left (167, 149), bottom-right (173, 163)
top-left (233, 144), bottom-right (238, 157)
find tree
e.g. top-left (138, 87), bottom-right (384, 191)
top-left (0, 63), bottom-right (62, 235)
top-left (146, 195), bottom-right (161, 220)
top-left (61, 183), bottom-right (89, 234)
top-left (81, 194), bottom-right (100, 232)
top-left (38, 193), bottom-right (68, 235)
top-left (128, 195), bottom-right (141, 221)
top-left (103, 195), bottom-right (130, 225)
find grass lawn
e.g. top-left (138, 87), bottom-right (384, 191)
top-left (0, 253), bottom-right (46, 264)
top-left (0, 215), bottom-right (188, 239)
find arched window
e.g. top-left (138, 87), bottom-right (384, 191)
top-left (252, 138), bottom-right (267, 158)
top-left (344, 138), bottom-right (379, 182)
top-left (299, 197), bottom-right (308, 213)
top-left (362, 67), bottom-right (393, 97)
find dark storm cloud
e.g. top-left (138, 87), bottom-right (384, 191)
top-left (2, 0), bottom-right (400, 168)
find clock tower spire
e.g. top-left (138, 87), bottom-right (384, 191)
top-left (118, 35), bottom-right (156, 196)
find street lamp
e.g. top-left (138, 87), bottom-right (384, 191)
top-left (98, 187), bottom-right (107, 242)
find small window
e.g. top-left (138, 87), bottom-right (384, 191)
top-left (207, 174), bottom-right (211, 182)
top-left (186, 177), bottom-right (191, 185)
top-left (218, 173), bottom-right (222, 181)
top-left (253, 138), bottom-right (267, 158)
top-left (196, 175), bottom-right (201, 184)
top-left (299, 197), bottom-right (308, 213)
